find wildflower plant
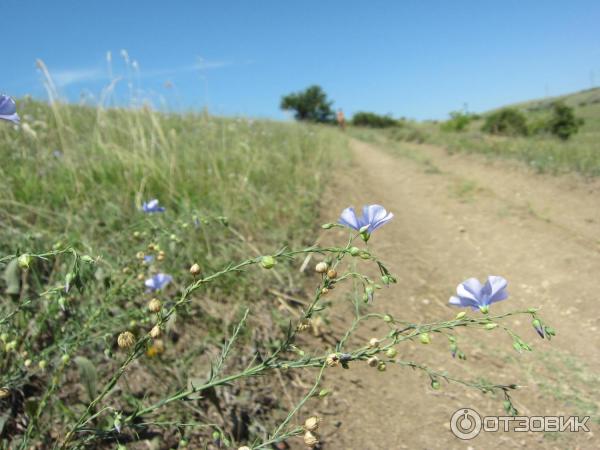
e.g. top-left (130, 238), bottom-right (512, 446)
top-left (0, 95), bottom-right (555, 449)
top-left (0, 202), bottom-right (554, 449)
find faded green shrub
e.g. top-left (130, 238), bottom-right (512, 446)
top-left (482, 108), bottom-right (529, 136)
top-left (546, 102), bottom-right (584, 140)
top-left (352, 111), bottom-right (398, 128)
top-left (441, 111), bottom-right (473, 132)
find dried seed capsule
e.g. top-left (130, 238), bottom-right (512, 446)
top-left (326, 269), bottom-right (337, 279)
top-left (367, 356), bottom-right (379, 367)
top-left (315, 262), bottom-right (328, 273)
top-left (325, 353), bottom-right (340, 367)
top-left (304, 416), bottom-right (321, 432)
top-left (148, 298), bottom-right (162, 313)
top-left (189, 263), bottom-right (201, 275)
top-left (117, 331), bottom-right (135, 349)
top-left (368, 338), bottom-right (380, 348)
top-left (303, 430), bottom-right (319, 448)
top-left (150, 325), bottom-right (161, 338)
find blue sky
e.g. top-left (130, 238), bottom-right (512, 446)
top-left (2, 0), bottom-right (600, 120)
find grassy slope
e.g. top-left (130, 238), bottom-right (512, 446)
top-left (0, 99), bottom-right (348, 446)
top-left (357, 87), bottom-right (600, 177)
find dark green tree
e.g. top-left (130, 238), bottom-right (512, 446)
top-left (546, 102), bottom-right (584, 140)
top-left (280, 85), bottom-right (335, 123)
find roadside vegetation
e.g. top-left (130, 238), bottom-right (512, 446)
top-left (352, 87), bottom-right (600, 177)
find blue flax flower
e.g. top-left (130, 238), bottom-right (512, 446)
top-left (0, 95), bottom-right (20, 124)
top-left (449, 276), bottom-right (508, 313)
top-left (142, 199), bottom-right (165, 213)
top-left (145, 273), bottom-right (172, 291)
top-left (338, 204), bottom-right (393, 241)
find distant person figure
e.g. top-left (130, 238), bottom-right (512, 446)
top-left (336, 109), bottom-right (346, 130)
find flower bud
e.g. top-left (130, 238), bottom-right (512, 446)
top-left (148, 298), bottom-right (162, 313)
top-left (383, 314), bottom-right (393, 323)
top-left (377, 361), bottom-right (387, 371)
top-left (327, 269), bottom-right (337, 279)
top-left (315, 262), bottom-right (328, 273)
top-left (61, 354), bottom-right (70, 364)
top-left (150, 325), bottom-right (161, 338)
top-left (38, 360), bottom-right (47, 370)
top-left (349, 246), bottom-right (360, 256)
top-left (431, 380), bottom-right (441, 390)
top-left (367, 356), bottom-right (379, 367)
top-left (318, 388), bottom-right (330, 398)
top-left (18, 254), bottom-right (31, 269)
top-left (419, 333), bottom-right (431, 344)
top-left (368, 338), bottom-right (380, 348)
top-left (385, 347), bottom-right (397, 358)
top-left (321, 223), bottom-right (334, 229)
top-left (303, 431), bottom-right (319, 448)
top-left (455, 311), bottom-right (466, 320)
top-left (117, 331), bottom-right (135, 349)
top-left (532, 319), bottom-right (544, 338)
top-left (189, 263), bottom-right (201, 276)
top-left (24, 359), bottom-right (31, 367)
top-left (261, 255), bottom-right (276, 269)
top-left (304, 416), bottom-right (321, 432)
top-left (484, 323), bottom-right (498, 330)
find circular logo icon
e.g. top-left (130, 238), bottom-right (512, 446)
top-left (450, 408), bottom-right (482, 440)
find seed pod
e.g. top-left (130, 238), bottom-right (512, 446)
top-left (315, 262), bottom-right (328, 273)
top-left (367, 356), bottom-right (379, 367)
top-left (419, 333), bottom-right (431, 344)
top-left (238, 447), bottom-right (251, 450)
top-left (325, 353), bottom-right (340, 367)
top-left (117, 331), bottom-right (135, 349)
top-left (261, 255), bottom-right (276, 269)
top-left (385, 347), bottom-right (397, 358)
top-left (303, 430), bottom-right (319, 448)
top-left (189, 263), bottom-right (201, 276)
top-left (377, 361), bottom-right (387, 372)
top-left (327, 269), bottom-right (337, 279)
top-left (368, 338), bottom-right (380, 348)
top-left (17, 254), bottom-right (31, 269)
top-left (150, 325), bottom-right (161, 338)
top-left (148, 298), bottom-right (162, 313)
top-left (321, 287), bottom-right (329, 295)
top-left (136, 251), bottom-right (145, 260)
top-left (0, 388), bottom-right (9, 399)
top-left (455, 311), bottom-right (466, 320)
top-left (304, 416), bottom-right (321, 432)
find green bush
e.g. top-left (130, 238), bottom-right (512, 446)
top-left (440, 111), bottom-right (473, 132)
top-left (482, 108), bottom-right (529, 136)
top-left (546, 102), bottom-right (584, 140)
top-left (280, 85), bottom-right (335, 123)
top-left (352, 111), bottom-right (398, 128)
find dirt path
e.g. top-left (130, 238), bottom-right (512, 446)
top-left (313, 138), bottom-right (600, 449)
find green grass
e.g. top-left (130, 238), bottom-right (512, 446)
top-left (353, 87), bottom-right (600, 177)
top-left (0, 98), bottom-right (349, 447)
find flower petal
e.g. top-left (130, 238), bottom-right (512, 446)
top-left (338, 207), bottom-right (359, 230)
top-left (486, 275), bottom-right (508, 304)
top-left (456, 278), bottom-right (483, 304)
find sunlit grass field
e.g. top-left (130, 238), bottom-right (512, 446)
top-left (0, 98), bottom-right (349, 447)
top-left (354, 87), bottom-right (600, 177)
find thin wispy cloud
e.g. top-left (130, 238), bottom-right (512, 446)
top-left (44, 57), bottom-right (248, 89)
top-left (51, 68), bottom-right (105, 87)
